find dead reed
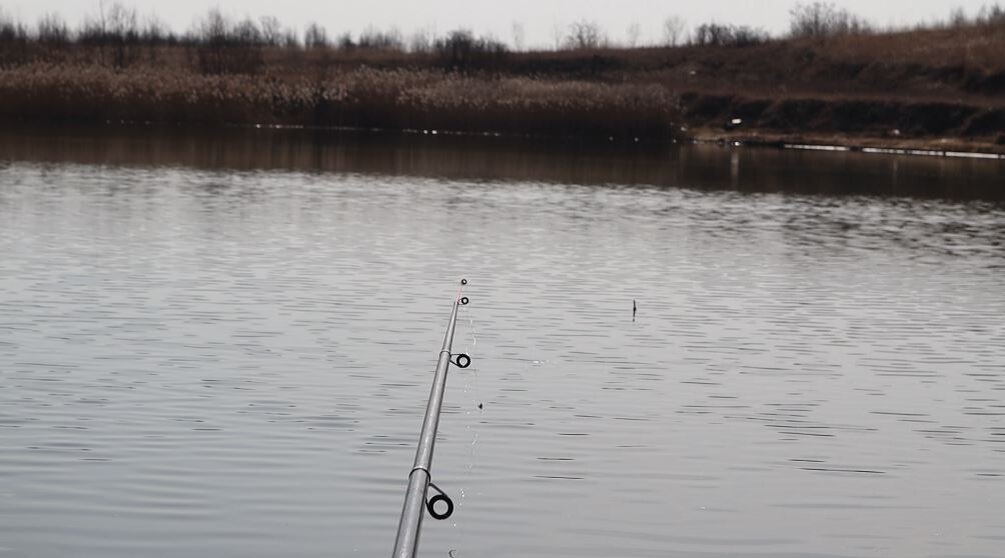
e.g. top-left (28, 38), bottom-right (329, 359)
top-left (2, 5), bottom-right (1004, 143)
top-left (0, 63), bottom-right (678, 139)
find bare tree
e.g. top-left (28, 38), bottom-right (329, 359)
top-left (304, 22), bottom-right (328, 49)
top-left (0, 9), bottom-right (29, 64)
top-left (106, 3), bottom-right (139, 67)
top-left (141, 15), bottom-right (169, 43)
top-left (433, 29), bottom-right (508, 70)
top-left (409, 27), bottom-right (433, 53)
top-left (140, 15), bottom-right (170, 63)
top-left (337, 32), bottom-right (354, 50)
top-left (37, 13), bottom-right (69, 45)
top-left (259, 16), bottom-right (282, 46)
top-left (663, 16), bottom-right (686, 46)
top-left (625, 22), bottom-right (641, 47)
top-left (105, 3), bottom-right (137, 37)
top-left (358, 26), bottom-right (404, 50)
top-left (511, 21), bottom-right (525, 51)
top-left (189, 9), bottom-right (264, 74)
top-left (565, 20), bottom-right (605, 49)
top-left (789, 2), bottom-right (870, 38)
top-left (141, 14), bottom-right (168, 42)
top-left (551, 22), bottom-right (564, 50)
top-left (78, 3), bottom-right (141, 67)
top-left (949, 7), bottom-right (968, 27)
top-left (976, 4), bottom-right (1005, 24)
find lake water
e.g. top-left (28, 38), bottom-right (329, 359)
top-left (1, 127), bottom-right (1004, 558)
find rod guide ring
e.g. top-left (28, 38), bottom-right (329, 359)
top-left (426, 482), bottom-right (454, 520)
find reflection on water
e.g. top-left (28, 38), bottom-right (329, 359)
top-left (2, 124), bottom-right (1005, 200)
top-left (0, 128), bottom-right (1004, 558)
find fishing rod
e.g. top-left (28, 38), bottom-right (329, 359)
top-left (392, 279), bottom-right (472, 558)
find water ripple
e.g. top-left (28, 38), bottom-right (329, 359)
top-left (1, 154), bottom-right (1004, 558)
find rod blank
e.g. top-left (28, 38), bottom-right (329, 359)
top-left (392, 288), bottom-right (467, 558)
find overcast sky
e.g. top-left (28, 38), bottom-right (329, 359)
top-left (0, 0), bottom-right (997, 46)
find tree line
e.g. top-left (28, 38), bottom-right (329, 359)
top-left (2, 2), bottom-right (1003, 71)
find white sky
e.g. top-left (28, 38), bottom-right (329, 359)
top-left (0, 0), bottom-right (997, 47)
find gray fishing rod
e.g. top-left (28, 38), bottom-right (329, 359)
top-left (392, 279), bottom-right (472, 558)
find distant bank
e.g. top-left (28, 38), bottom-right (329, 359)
top-left (1, 13), bottom-right (1003, 154)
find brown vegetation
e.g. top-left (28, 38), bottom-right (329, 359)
top-left (0, 4), bottom-right (1004, 149)
top-left (0, 64), bottom-right (674, 140)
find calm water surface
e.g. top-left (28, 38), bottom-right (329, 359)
top-left (1, 129), bottom-right (1004, 558)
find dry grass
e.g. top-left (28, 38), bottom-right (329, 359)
top-left (2, 18), bottom-right (1004, 144)
top-left (819, 22), bottom-right (1005, 70)
top-left (0, 63), bottom-right (677, 139)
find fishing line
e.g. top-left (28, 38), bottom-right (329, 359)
top-left (462, 301), bottom-right (481, 462)
top-left (452, 281), bottom-right (481, 555)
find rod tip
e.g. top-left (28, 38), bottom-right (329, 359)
top-left (460, 278), bottom-right (468, 286)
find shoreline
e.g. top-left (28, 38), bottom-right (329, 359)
top-left (6, 118), bottom-right (1005, 163)
top-left (689, 129), bottom-right (1005, 160)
